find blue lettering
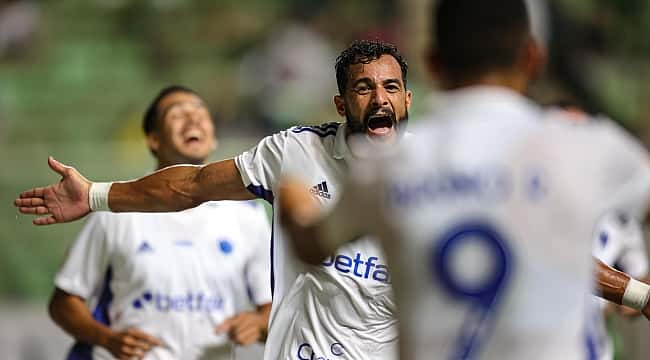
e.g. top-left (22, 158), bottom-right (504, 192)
top-left (322, 253), bottom-right (389, 283)
top-left (322, 256), bottom-right (334, 266)
top-left (364, 256), bottom-right (377, 279)
top-left (373, 265), bottom-right (390, 283)
top-left (334, 255), bottom-right (352, 273)
top-left (389, 168), bottom-right (513, 207)
top-left (352, 253), bottom-right (364, 277)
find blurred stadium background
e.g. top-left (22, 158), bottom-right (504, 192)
top-left (1, 0), bottom-right (650, 358)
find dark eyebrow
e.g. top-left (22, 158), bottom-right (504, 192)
top-left (382, 78), bottom-right (402, 86)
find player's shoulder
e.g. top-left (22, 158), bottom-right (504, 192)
top-left (286, 121), bottom-right (342, 141)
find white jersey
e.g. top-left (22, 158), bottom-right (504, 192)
top-left (589, 212), bottom-right (649, 360)
top-left (324, 87), bottom-right (650, 360)
top-left (55, 201), bottom-right (272, 360)
top-left (235, 122), bottom-right (398, 360)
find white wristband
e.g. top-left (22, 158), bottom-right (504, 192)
top-left (89, 182), bottom-right (113, 211)
top-left (622, 278), bottom-right (650, 311)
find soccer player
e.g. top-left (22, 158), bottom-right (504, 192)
top-left (15, 41), bottom-right (412, 359)
top-left (47, 86), bottom-right (272, 360)
top-left (277, 1), bottom-right (650, 359)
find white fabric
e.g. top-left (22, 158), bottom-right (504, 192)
top-left (55, 201), bottom-right (272, 360)
top-left (235, 122), bottom-right (398, 360)
top-left (320, 87), bottom-right (650, 360)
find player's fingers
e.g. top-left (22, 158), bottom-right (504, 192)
top-left (215, 317), bottom-right (235, 333)
top-left (231, 326), bottom-right (260, 345)
top-left (15, 197), bottom-right (46, 207)
top-left (19, 206), bottom-right (50, 215)
top-left (128, 329), bottom-right (162, 347)
top-left (117, 344), bottom-right (145, 358)
top-left (19, 187), bottom-right (44, 199)
top-left (33, 215), bottom-right (57, 225)
top-left (123, 336), bottom-right (153, 351)
top-left (48, 156), bottom-right (69, 176)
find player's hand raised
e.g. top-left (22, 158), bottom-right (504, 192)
top-left (216, 311), bottom-right (268, 345)
top-left (102, 328), bottom-right (162, 360)
top-left (14, 156), bottom-right (92, 225)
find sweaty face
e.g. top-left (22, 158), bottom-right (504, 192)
top-left (336, 55), bottom-right (412, 144)
top-left (150, 92), bottom-right (217, 166)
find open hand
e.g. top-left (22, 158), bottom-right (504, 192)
top-left (14, 156), bottom-right (91, 225)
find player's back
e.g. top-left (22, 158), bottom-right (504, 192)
top-left (377, 87), bottom-right (650, 359)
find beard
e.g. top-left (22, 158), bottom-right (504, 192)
top-left (346, 107), bottom-right (409, 138)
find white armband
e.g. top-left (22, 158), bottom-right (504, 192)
top-left (622, 278), bottom-right (650, 311)
top-left (89, 182), bottom-right (113, 211)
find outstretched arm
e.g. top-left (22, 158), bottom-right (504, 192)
top-left (108, 158), bottom-right (253, 212)
top-left (15, 156), bottom-right (254, 225)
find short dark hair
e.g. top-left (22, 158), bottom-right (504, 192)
top-left (335, 40), bottom-right (408, 95)
top-left (142, 85), bottom-right (199, 135)
top-left (434, 0), bottom-right (530, 82)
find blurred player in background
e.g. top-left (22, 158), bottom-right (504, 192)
top-left (549, 102), bottom-right (650, 360)
top-left (15, 40), bottom-right (412, 360)
top-left (278, 0), bottom-right (650, 359)
top-left (48, 85), bottom-right (272, 360)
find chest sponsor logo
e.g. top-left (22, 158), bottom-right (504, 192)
top-left (310, 181), bottom-right (332, 199)
top-left (131, 291), bottom-right (224, 312)
top-left (322, 252), bottom-right (390, 284)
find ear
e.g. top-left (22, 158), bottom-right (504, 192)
top-left (333, 95), bottom-right (346, 117)
top-left (405, 89), bottom-right (413, 111)
top-left (522, 37), bottom-right (546, 82)
top-left (146, 133), bottom-right (161, 154)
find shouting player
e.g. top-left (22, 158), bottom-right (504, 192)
top-left (15, 41), bottom-right (412, 359)
top-left (278, 1), bottom-right (650, 359)
top-left (48, 86), bottom-right (272, 359)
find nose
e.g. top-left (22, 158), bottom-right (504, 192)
top-left (371, 87), bottom-right (389, 109)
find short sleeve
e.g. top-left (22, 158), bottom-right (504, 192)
top-left (243, 203), bottom-right (273, 305)
top-left (234, 131), bottom-right (289, 203)
top-left (54, 213), bottom-right (112, 299)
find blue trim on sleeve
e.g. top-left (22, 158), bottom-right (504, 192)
top-left (66, 267), bottom-right (114, 360)
top-left (247, 184), bottom-right (274, 204)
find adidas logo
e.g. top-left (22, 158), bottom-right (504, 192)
top-left (137, 241), bottom-right (154, 253)
top-left (309, 181), bottom-right (331, 199)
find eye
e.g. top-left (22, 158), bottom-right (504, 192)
top-left (386, 84), bottom-right (401, 93)
top-left (354, 85), bottom-right (370, 95)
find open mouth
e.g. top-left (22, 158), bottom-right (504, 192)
top-left (366, 115), bottom-right (394, 136)
top-left (182, 130), bottom-right (203, 145)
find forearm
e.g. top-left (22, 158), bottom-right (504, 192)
top-left (595, 258), bottom-right (628, 304)
top-left (49, 289), bottom-right (112, 348)
top-left (108, 159), bottom-right (254, 212)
